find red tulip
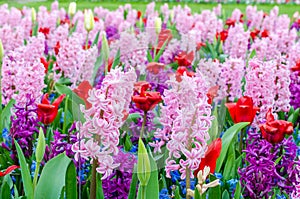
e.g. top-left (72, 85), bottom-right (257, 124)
top-left (194, 138), bottom-right (222, 176)
top-left (152, 29), bottom-right (173, 54)
top-left (37, 94), bottom-right (66, 125)
top-left (207, 86), bottom-right (219, 104)
top-left (216, 30), bottom-right (228, 42)
top-left (54, 41), bottom-right (60, 55)
top-left (40, 57), bottom-right (49, 74)
top-left (137, 10), bottom-right (142, 19)
top-left (0, 165), bottom-right (20, 177)
top-left (196, 42), bottom-right (206, 51)
top-left (225, 96), bottom-right (259, 124)
top-left (73, 81), bottom-right (93, 109)
top-left (259, 109), bottom-right (294, 144)
top-left (174, 51), bottom-right (194, 67)
top-left (175, 66), bottom-right (195, 82)
top-left (250, 29), bottom-right (260, 40)
top-left (146, 62), bottom-right (165, 74)
top-left (261, 29), bottom-right (269, 38)
top-left (38, 27), bottom-right (50, 38)
top-left (291, 60), bottom-right (300, 72)
top-left (225, 18), bottom-right (236, 27)
top-left (94, 16), bottom-right (99, 22)
top-left (132, 82), bottom-right (162, 112)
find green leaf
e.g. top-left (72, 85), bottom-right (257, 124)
top-left (92, 52), bottom-right (104, 86)
top-left (208, 175), bottom-right (221, 199)
top-left (147, 50), bottom-right (153, 62)
top-left (14, 140), bottom-right (33, 199)
top-left (124, 134), bottom-right (133, 152)
top-left (112, 48), bottom-right (121, 70)
top-left (194, 188), bottom-right (201, 199)
top-left (288, 108), bottom-right (299, 125)
top-left (1, 99), bottom-right (15, 132)
top-left (34, 153), bottom-right (71, 199)
top-left (1, 182), bottom-right (11, 199)
top-left (208, 107), bottom-right (219, 144)
top-left (249, 49), bottom-right (256, 59)
top-left (154, 39), bottom-right (168, 62)
top-left (92, 31), bottom-right (100, 47)
top-left (216, 122), bottom-right (249, 172)
top-left (96, 173), bottom-right (104, 199)
top-left (127, 166), bottom-right (138, 199)
top-left (223, 154), bottom-right (234, 180)
top-left (137, 139), bottom-right (151, 186)
top-left (32, 22), bottom-right (38, 37)
top-left (205, 41), bottom-right (217, 59)
top-left (217, 99), bottom-right (226, 134)
top-left (127, 113), bottom-right (142, 123)
top-left (222, 190), bottom-right (230, 199)
top-left (233, 181), bottom-right (242, 199)
top-left (54, 83), bottom-right (85, 106)
top-left (65, 162), bottom-right (77, 199)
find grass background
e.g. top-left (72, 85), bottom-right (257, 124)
top-left (0, 0), bottom-right (298, 17)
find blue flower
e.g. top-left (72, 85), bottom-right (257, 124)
top-left (129, 145), bottom-right (138, 153)
top-left (227, 179), bottom-right (238, 193)
top-left (214, 173), bottom-right (224, 186)
top-left (171, 170), bottom-right (181, 183)
top-left (60, 112), bottom-right (64, 123)
top-left (30, 161), bottom-right (36, 178)
top-left (276, 194), bottom-right (286, 199)
top-left (159, 188), bottom-right (170, 199)
top-left (179, 179), bottom-right (196, 195)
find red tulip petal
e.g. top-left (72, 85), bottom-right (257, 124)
top-left (52, 94), bottom-right (66, 108)
top-left (225, 103), bottom-right (237, 123)
top-left (0, 165), bottom-right (20, 177)
top-left (41, 93), bottom-right (50, 105)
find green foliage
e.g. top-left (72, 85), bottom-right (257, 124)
top-left (216, 122), bottom-right (249, 172)
top-left (34, 153), bottom-right (71, 199)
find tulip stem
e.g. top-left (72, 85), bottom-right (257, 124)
top-left (90, 158), bottom-right (98, 199)
top-left (85, 31), bottom-right (89, 50)
top-left (141, 185), bottom-right (147, 199)
top-left (239, 127), bottom-right (246, 153)
top-left (33, 161), bottom-right (41, 192)
top-left (140, 111), bottom-right (147, 139)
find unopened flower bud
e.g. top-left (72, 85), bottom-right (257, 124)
top-left (68, 2), bottom-right (77, 17)
top-left (137, 138), bottom-right (151, 186)
top-left (0, 39), bottom-right (4, 61)
top-left (35, 127), bottom-right (46, 163)
top-left (84, 9), bottom-right (94, 32)
top-left (31, 7), bottom-right (36, 23)
top-left (154, 17), bottom-right (162, 34)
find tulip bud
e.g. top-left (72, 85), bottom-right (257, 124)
top-left (101, 32), bottom-right (110, 72)
top-left (84, 9), bottom-right (94, 32)
top-left (35, 127), bottom-right (46, 163)
top-left (154, 17), bottom-right (162, 34)
top-left (0, 39), bottom-right (4, 61)
top-left (170, 10), bottom-right (174, 22)
top-left (137, 138), bottom-right (151, 186)
top-left (68, 2), bottom-right (77, 17)
top-left (31, 7), bottom-right (36, 23)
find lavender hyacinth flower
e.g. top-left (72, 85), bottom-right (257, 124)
top-left (239, 128), bottom-right (300, 198)
top-left (8, 95), bottom-right (40, 163)
top-left (289, 71), bottom-right (300, 109)
top-left (102, 149), bottom-right (137, 198)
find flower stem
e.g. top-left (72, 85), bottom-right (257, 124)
top-left (186, 167), bottom-right (191, 199)
top-left (33, 162), bottom-right (41, 191)
top-left (85, 31), bottom-right (89, 50)
top-left (239, 127), bottom-right (246, 153)
top-left (140, 111), bottom-right (147, 138)
top-left (141, 185), bottom-right (147, 199)
top-left (90, 158), bottom-right (98, 199)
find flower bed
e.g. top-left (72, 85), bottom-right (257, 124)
top-left (0, 1), bottom-right (299, 199)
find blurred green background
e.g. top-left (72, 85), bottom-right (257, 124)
top-left (0, 0), bottom-right (298, 17)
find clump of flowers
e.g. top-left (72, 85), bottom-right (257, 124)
top-left (6, 95), bottom-right (39, 163)
top-left (72, 68), bottom-right (137, 179)
top-left (151, 69), bottom-right (213, 197)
